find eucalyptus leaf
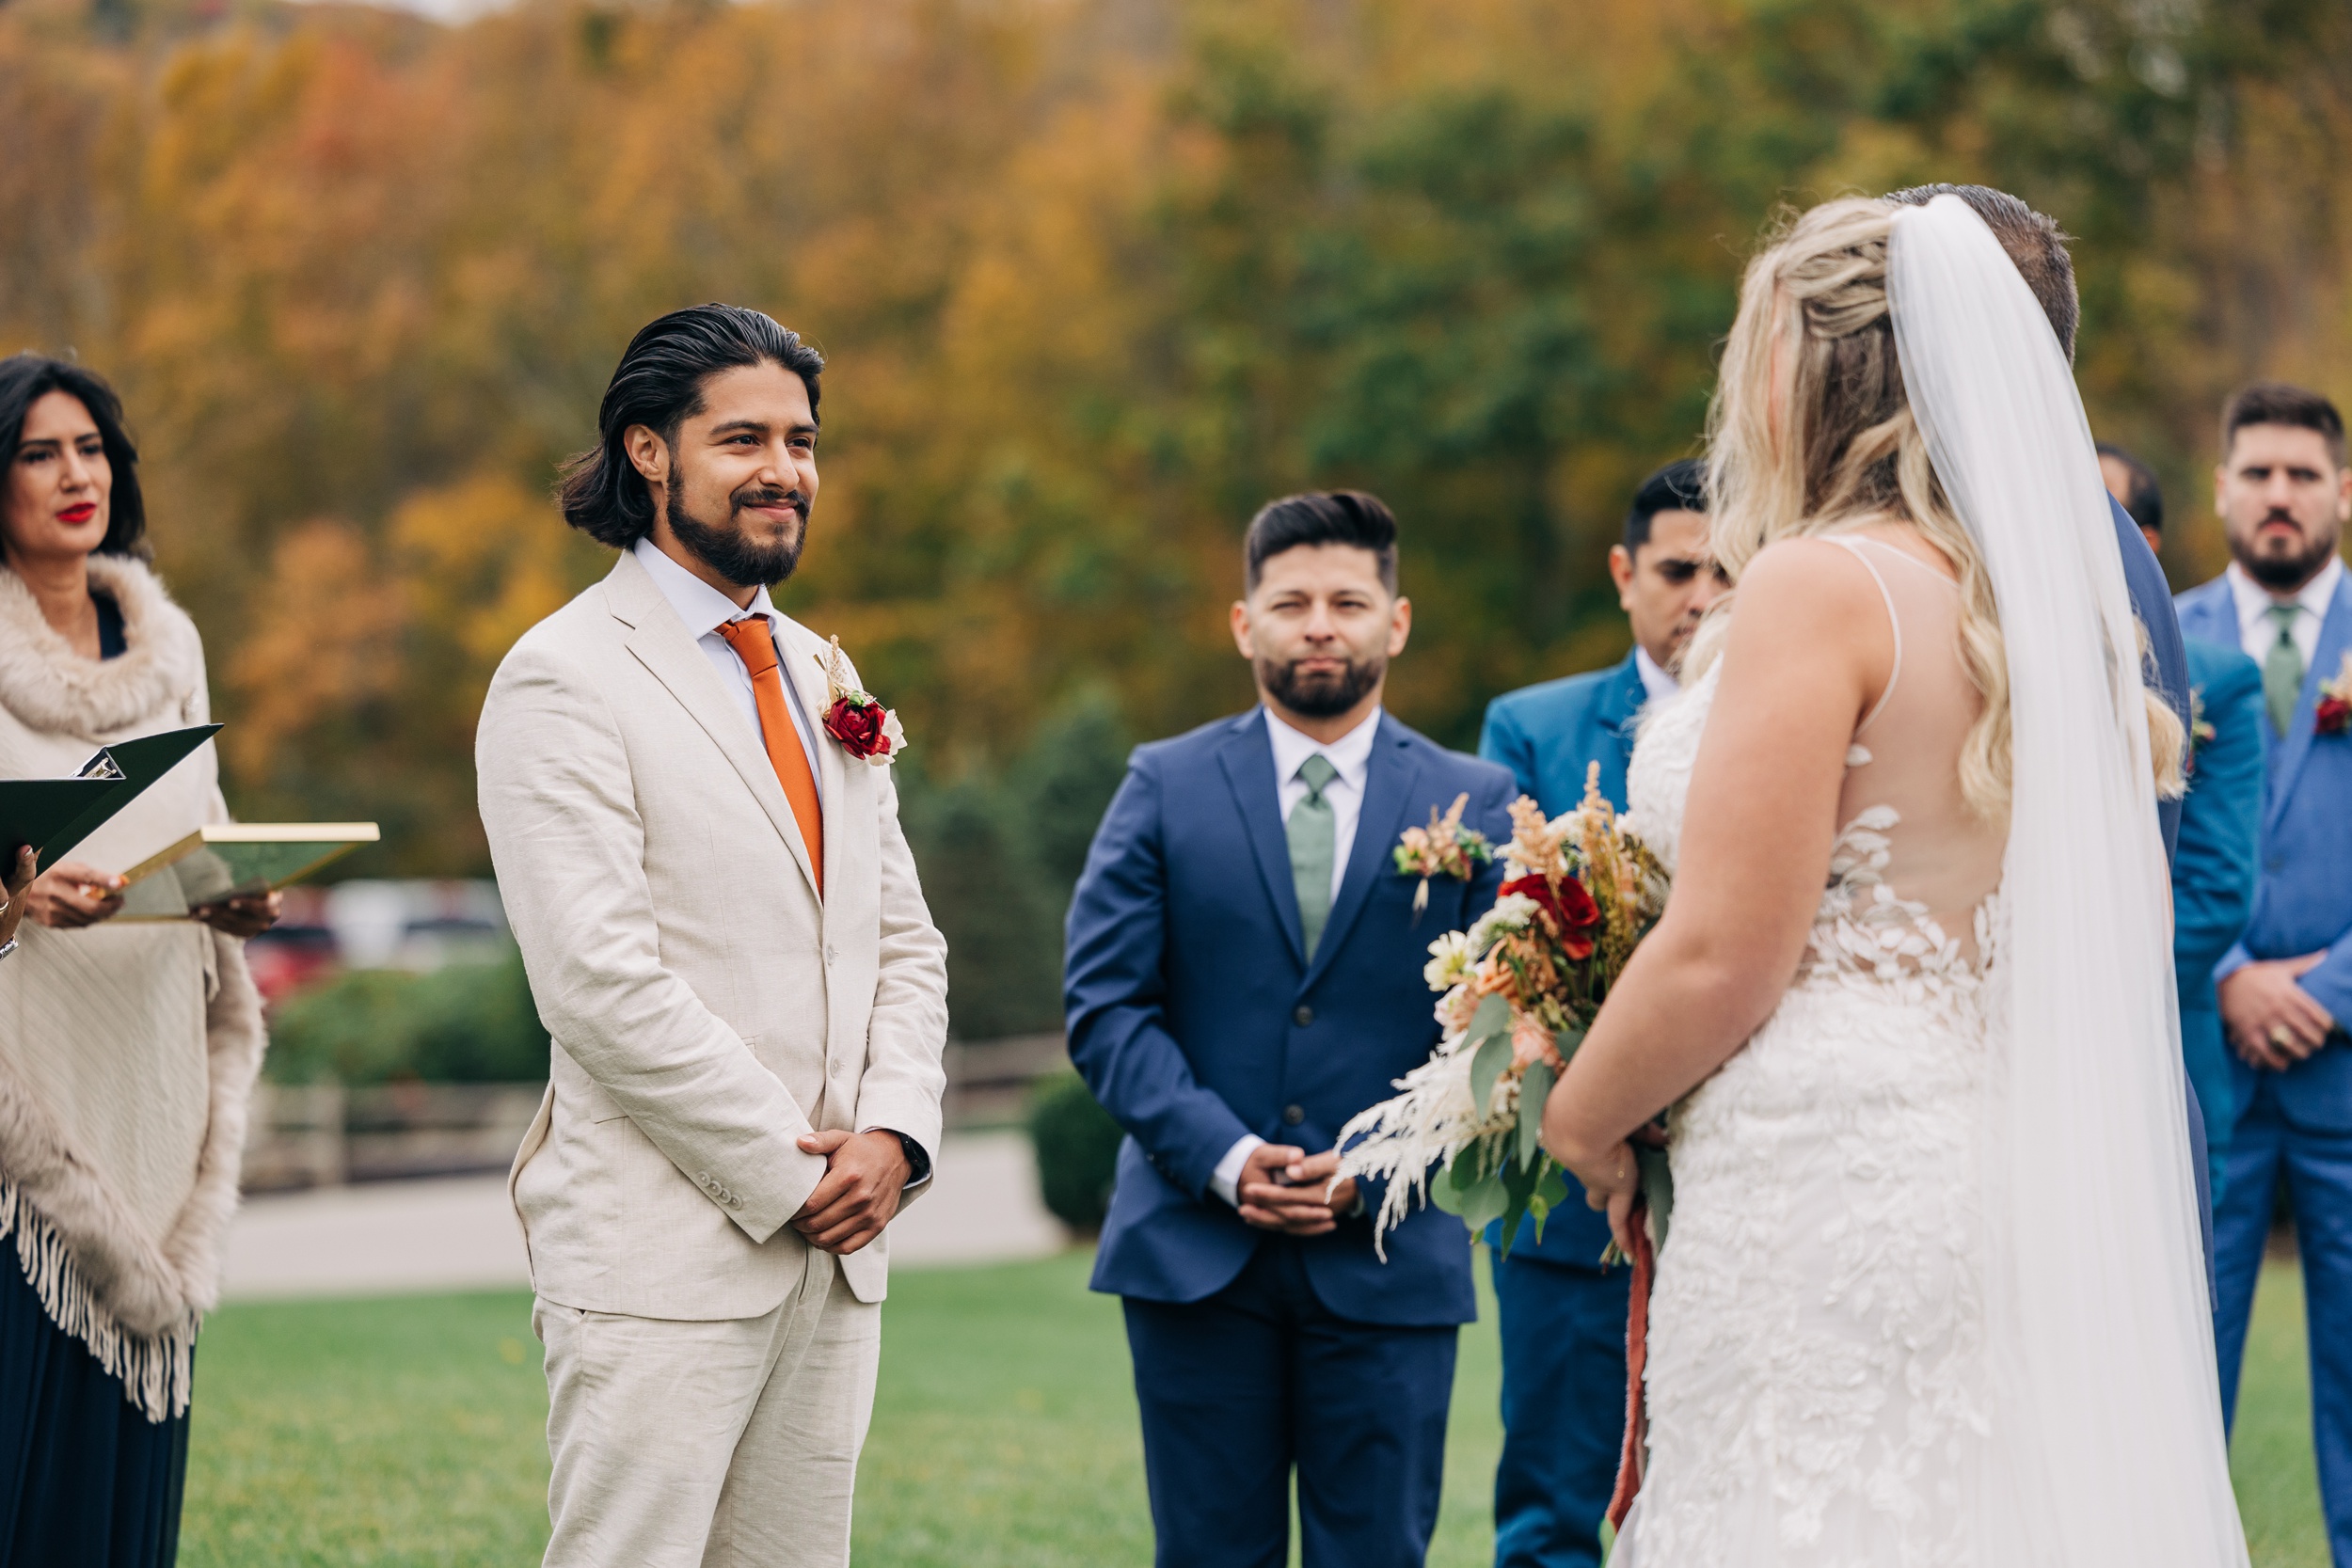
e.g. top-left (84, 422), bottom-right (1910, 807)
top-left (1429, 1172), bottom-right (1467, 1216)
top-left (1457, 1170), bottom-right (1510, 1231)
top-left (1470, 1031), bottom-right (1513, 1121)
top-left (1535, 1165), bottom-right (1570, 1212)
top-left (1553, 1024), bottom-right (1586, 1065)
top-left (1527, 1188), bottom-right (1551, 1243)
top-left (1467, 992), bottom-right (1512, 1047)
top-left (1517, 1060), bottom-right (1555, 1172)
top-left (1637, 1144), bottom-right (1676, 1250)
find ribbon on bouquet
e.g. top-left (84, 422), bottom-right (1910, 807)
top-left (1606, 1199), bottom-right (1655, 1530)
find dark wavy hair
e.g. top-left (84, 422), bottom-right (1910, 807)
top-left (558, 304), bottom-right (825, 547)
top-left (1243, 490), bottom-right (1400, 594)
top-left (0, 355), bottom-right (151, 561)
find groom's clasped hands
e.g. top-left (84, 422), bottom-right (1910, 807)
top-left (787, 1128), bottom-right (916, 1256)
top-left (1232, 1142), bottom-right (1359, 1236)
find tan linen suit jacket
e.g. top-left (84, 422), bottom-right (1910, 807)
top-left (479, 549), bottom-right (948, 1319)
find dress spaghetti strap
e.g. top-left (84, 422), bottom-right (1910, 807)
top-left (1826, 536), bottom-right (1902, 735)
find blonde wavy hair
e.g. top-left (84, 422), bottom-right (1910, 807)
top-left (1697, 197), bottom-right (2184, 822)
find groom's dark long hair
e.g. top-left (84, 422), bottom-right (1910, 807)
top-left (558, 304), bottom-right (825, 548)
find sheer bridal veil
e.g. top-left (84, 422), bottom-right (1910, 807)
top-left (1888, 196), bottom-right (2248, 1564)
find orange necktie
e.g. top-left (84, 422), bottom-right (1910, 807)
top-left (714, 617), bottom-right (824, 896)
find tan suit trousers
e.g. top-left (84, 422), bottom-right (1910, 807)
top-left (535, 1244), bottom-right (882, 1568)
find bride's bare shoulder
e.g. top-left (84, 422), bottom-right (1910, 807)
top-left (1720, 536), bottom-right (1899, 678)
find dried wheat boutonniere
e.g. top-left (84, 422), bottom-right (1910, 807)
top-left (814, 636), bottom-right (908, 766)
top-left (1391, 792), bottom-right (1493, 913)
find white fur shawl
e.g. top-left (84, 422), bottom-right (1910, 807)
top-left (0, 555), bottom-right (266, 1421)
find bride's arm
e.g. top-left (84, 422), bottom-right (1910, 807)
top-left (1542, 538), bottom-right (1895, 1228)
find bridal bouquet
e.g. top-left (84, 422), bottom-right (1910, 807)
top-left (1338, 766), bottom-right (1669, 1259)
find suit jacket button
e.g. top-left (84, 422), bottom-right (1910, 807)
top-left (1282, 1104), bottom-right (1305, 1126)
top-left (1293, 1005), bottom-right (1314, 1026)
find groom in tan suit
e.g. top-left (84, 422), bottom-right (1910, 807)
top-left (478, 304), bottom-right (949, 1568)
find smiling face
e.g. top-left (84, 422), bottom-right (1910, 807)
top-left (2217, 422), bottom-right (2350, 593)
top-left (1230, 542), bottom-right (1411, 728)
top-left (4, 390), bottom-right (112, 568)
top-left (628, 360), bottom-right (820, 592)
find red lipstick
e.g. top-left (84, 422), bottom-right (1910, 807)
top-left (57, 502), bottom-right (96, 525)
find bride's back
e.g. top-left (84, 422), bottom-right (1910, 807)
top-left (1820, 526), bottom-right (2006, 964)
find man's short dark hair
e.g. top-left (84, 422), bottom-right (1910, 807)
top-left (2222, 382), bottom-right (2346, 470)
top-left (558, 304), bottom-right (824, 548)
top-left (2096, 442), bottom-right (2164, 534)
top-left (1884, 183), bottom-right (2078, 360)
top-left (0, 354), bottom-right (149, 561)
top-left (1243, 490), bottom-right (1398, 594)
top-left (1624, 459), bottom-right (1708, 555)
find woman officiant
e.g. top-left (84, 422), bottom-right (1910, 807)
top-left (0, 354), bottom-right (277, 1565)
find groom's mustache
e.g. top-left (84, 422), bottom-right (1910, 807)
top-left (733, 483), bottom-right (809, 523)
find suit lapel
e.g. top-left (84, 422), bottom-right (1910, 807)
top-left (1300, 715), bottom-right (1423, 993)
top-left (1217, 713), bottom-right (1307, 969)
top-left (2175, 578), bottom-right (2234, 649)
top-left (2266, 574), bottom-right (2352, 834)
top-left (608, 554), bottom-right (824, 900)
top-left (1595, 654), bottom-right (1647, 779)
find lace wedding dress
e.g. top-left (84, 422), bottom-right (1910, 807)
top-left (1620, 536), bottom-right (2007, 1567)
top-left (1606, 193), bottom-right (2247, 1568)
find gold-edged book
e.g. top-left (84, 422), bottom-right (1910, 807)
top-left (118, 823), bottom-right (381, 920)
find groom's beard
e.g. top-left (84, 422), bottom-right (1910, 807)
top-left (667, 478), bottom-right (811, 589)
top-left (1259, 651), bottom-right (1385, 718)
top-left (2239, 508), bottom-right (2339, 591)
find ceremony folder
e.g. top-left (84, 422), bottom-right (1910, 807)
top-left (119, 822), bottom-right (381, 920)
top-left (0, 722), bottom-right (222, 872)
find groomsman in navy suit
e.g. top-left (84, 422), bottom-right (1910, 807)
top-left (1474, 459), bottom-right (1725, 1568)
top-left (2102, 442), bottom-right (2266, 1206)
top-left (1065, 491), bottom-right (1515, 1568)
top-left (2182, 384), bottom-right (2352, 1561)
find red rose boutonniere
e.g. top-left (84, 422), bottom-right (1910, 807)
top-left (813, 636), bottom-right (907, 767)
top-left (2318, 653), bottom-right (2352, 737)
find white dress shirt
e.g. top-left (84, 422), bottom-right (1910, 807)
top-left (1210, 705), bottom-right (1385, 1208)
top-left (2226, 554), bottom-right (2343, 673)
top-left (1633, 645), bottom-right (1679, 705)
top-left (633, 538), bottom-right (824, 797)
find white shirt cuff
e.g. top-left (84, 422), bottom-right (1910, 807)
top-left (1210, 1133), bottom-right (1264, 1207)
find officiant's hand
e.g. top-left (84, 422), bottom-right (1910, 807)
top-left (25, 860), bottom-right (123, 929)
top-left (1235, 1144), bottom-right (1358, 1235)
top-left (194, 891), bottom-right (282, 940)
top-left (789, 1128), bottom-right (913, 1256)
top-left (2221, 954), bottom-right (2334, 1069)
top-left (0, 847), bottom-right (36, 948)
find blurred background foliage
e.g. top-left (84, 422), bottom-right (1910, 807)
top-left (5, 0), bottom-right (2349, 894)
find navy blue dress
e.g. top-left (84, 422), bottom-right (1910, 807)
top-left (0, 586), bottom-right (192, 1567)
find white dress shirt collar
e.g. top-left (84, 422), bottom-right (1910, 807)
top-left (1263, 704), bottom-right (1381, 796)
top-left (635, 536), bottom-right (781, 637)
top-left (2226, 553), bottom-right (2343, 669)
top-left (1632, 645), bottom-right (1679, 706)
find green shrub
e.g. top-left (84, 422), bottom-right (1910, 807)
top-left (265, 950), bottom-right (549, 1085)
top-left (1027, 1071), bottom-right (1124, 1235)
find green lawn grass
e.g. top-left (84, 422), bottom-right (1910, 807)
top-left (182, 1253), bottom-right (2324, 1566)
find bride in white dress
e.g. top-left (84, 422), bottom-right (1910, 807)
top-left (1541, 194), bottom-right (2250, 1565)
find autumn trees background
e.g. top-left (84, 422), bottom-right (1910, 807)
top-left (6, 0), bottom-right (2350, 1031)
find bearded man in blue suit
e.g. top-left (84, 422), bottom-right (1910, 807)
top-left (1474, 459), bottom-right (1726, 1568)
top-left (1066, 491), bottom-right (1515, 1568)
top-left (2183, 383), bottom-right (2352, 1562)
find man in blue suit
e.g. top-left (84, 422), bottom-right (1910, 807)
top-left (1473, 457), bottom-right (1724, 1568)
top-left (2184, 383), bottom-right (2352, 1560)
top-left (1066, 491), bottom-right (1517, 1568)
top-left (2103, 442), bottom-right (2265, 1207)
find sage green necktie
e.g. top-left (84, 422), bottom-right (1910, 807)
top-left (1288, 753), bottom-right (1339, 959)
top-left (2265, 602), bottom-right (2305, 736)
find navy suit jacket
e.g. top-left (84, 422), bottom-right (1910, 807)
top-left (2111, 495), bottom-right (2191, 861)
top-left (1475, 652), bottom-right (1647, 1269)
top-left (2181, 569), bottom-right (2352, 1129)
top-left (1065, 709), bottom-right (1518, 1327)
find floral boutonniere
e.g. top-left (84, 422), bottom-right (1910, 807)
top-left (2185, 687), bottom-right (2216, 776)
top-left (2318, 652), bottom-right (2352, 737)
top-left (814, 636), bottom-right (907, 766)
top-left (1392, 792), bottom-right (1494, 913)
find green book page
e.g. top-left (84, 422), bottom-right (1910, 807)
top-left (0, 777), bottom-right (124, 866)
